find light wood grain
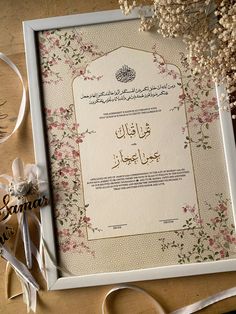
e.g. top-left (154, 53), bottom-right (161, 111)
top-left (1, 1), bottom-right (236, 313)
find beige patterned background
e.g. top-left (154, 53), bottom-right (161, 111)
top-left (38, 20), bottom-right (235, 276)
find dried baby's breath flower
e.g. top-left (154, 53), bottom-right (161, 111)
top-left (119, 0), bottom-right (236, 115)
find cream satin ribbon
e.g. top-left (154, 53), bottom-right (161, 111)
top-left (0, 157), bottom-right (50, 312)
top-left (0, 156), bottom-right (74, 312)
top-left (0, 52), bottom-right (26, 144)
top-left (0, 53), bottom-right (38, 312)
top-left (102, 284), bottom-right (236, 314)
top-left (102, 284), bottom-right (166, 314)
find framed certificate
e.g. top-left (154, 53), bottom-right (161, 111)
top-left (23, 8), bottom-right (236, 290)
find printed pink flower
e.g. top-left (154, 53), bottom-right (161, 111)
top-left (42, 70), bottom-right (49, 78)
top-left (77, 229), bottom-right (84, 237)
top-left (220, 229), bottom-right (227, 235)
top-left (54, 150), bottom-right (63, 160)
top-left (72, 150), bottom-right (80, 158)
top-left (58, 123), bottom-right (65, 130)
top-left (211, 217), bottom-right (220, 224)
top-left (79, 68), bottom-right (85, 75)
top-left (83, 216), bottom-right (91, 223)
top-left (54, 39), bottom-right (59, 47)
top-left (61, 181), bottom-right (69, 188)
top-left (219, 203), bottom-right (227, 212)
top-left (59, 228), bottom-right (70, 237)
top-left (209, 238), bottom-right (214, 246)
top-left (39, 43), bottom-right (46, 50)
top-left (182, 204), bottom-right (196, 213)
top-left (54, 193), bottom-right (62, 202)
top-left (187, 105), bottom-right (194, 113)
top-left (220, 250), bottom-right (225, 258)
top-left (72, 123), bottom-right (80, 130)
top-left (179, 93), bottom-right (186, 100)
top-left (76, 137), bottom-right (83, 144)
top-left (195, 217), bottom-right (203, 225)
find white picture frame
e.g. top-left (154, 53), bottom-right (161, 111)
top-left (23, 9), bottom-right (236, 291)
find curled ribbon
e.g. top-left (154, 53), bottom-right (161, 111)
top-left (0, 52), bottom-right (26, 144)
top-left (1, 244), bottom-right (39, 314)
top-left (102, 284), bottom-right (166, 314)
top-left (102, 284), bottom-right (236, 314)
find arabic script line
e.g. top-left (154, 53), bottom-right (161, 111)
top-left (115, 122), bottom-right (151, 140)
top-left (112, 149), bottom-right (160, 169)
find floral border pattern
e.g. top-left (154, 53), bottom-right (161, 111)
top-left (38, 28), bottom-right (105, 256)
top-left (153, 46), bottom-right (219, 150)
top-left (39, 29), bottom-right (234, 264)
top-left (179, 53), bottom-right (219, 150)
top-left (38, 28), bottom-right (104, 84)
top-left (159, 194), bottom-right (236, 264)
top-left (45, 105), bottom-right (100, 255)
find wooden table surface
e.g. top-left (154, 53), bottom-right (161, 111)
top-left (1, 1), bottom-right (236, 313)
